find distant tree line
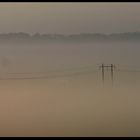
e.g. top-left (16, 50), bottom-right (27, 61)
top-left (0, 32), bottom-right (140, 43)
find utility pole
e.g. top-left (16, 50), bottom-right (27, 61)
top-left (101, 64), bottom-right (104, 84)
top-left (111, 64), bottom-right (115, 85)
top-left (99, 64), bottom-right (115, 85)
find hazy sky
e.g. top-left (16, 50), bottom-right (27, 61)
top-left (0, 3), bottom-right (140, 34)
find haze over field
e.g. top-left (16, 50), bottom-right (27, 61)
top-left (0, 2), bottom-right (140, 137)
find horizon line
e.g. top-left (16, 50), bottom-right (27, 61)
top-left (0, 31), bottom-right (140, 36)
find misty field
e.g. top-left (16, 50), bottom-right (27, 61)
top-left (0, 42), bottom-right (140, 136)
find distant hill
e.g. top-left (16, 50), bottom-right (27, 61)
top-left (0, 32), bottom-right (140, 43)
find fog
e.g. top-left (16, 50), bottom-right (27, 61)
top-left (0, 3), bottom-right (140, 34)
top-left (0, 41), bottom-right (139, 136)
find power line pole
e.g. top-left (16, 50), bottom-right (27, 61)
top-left (101, 64), bottom-right (104, 84)
top-left (111, 64), bottom-right (115, 86)
top-left (99, 64), bottom-right (115, 85)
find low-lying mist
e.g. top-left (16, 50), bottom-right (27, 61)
top-left (0, 40), bottom-right (139, 136)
